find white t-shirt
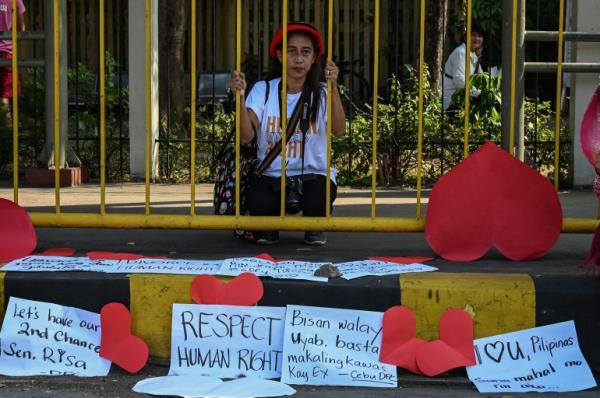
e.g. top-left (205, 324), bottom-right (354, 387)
top-left (442, 43), bottom-right (482, 110)
top-left (245, 78), bottom-right (337, 183)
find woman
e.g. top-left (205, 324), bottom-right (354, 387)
top-left (229, 22), bottom-right (346, 245)
top-left (442, 20), bottom-right (485, 111)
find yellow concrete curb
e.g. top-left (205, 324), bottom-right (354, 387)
top-left (130, 274), bottom-right (232, 359)
top-left (400, 273), bottom-right (536, 340)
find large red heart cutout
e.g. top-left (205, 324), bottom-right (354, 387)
top-left (0, 198), bottom-right (36, 262)
top-left (379, 306), bottom-right (427, 374)
top-left (415, 309), bottom-right (476, 376)
top-left (425, 142), bottom-right (562, 261)
top-left (100, 303), bottom-right (149, 373)
top-left (580, 84), bottom-right (600, 166)
top-left (190, 272), bottom-right (264, 306)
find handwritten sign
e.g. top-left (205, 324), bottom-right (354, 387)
top-left (2, 256), bottom-right (222, 275)
top-left (281, 305), bottom-right (397, 387)
top-left (1, 256), bottom-right (118, 272)
top-left (220, 257), bottom-right (328, 282)
top-left (169, 304), bottom-right (286, 378)
top-left (112, 258), bottom-right (222, 275)
top-left (0, 297), bottom-right (111, 376)
top-left (466, 321), bottom-right (597, 393)
top-left (335, 260), bottom-right (437, 279)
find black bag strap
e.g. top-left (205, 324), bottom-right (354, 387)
top-left (255, 82), bottom-right (311, 175)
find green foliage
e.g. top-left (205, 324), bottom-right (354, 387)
top-left (158, 108), bottom-right (235, 183)
top-left (67, 52), bottom-right (130, 181)
top-left (333, 66), bottom-right (571, 188)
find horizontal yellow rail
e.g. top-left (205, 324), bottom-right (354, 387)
top-left (28, 213), bottom-right (597, 233)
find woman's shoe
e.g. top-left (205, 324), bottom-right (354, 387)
top-left (304, 231), bottom-right (326, 246)
top-left (255, 231), bottom-right (280, 245)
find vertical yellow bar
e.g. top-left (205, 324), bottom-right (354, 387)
top-left (99, 0), bottom-right (107, 215)
top-left (190, 0), bottom-right (197, 216)
top-left (463, 0), bottom-right (472, 159)
top-left (415, 0), bottom-right (425, 219)
top-left (508, 0), bottom-right (518, 154)
top-left (553, 0), bottom-right (565, 191)
top-left (145, 0), bottom-right (151, 215)
top-left (370, 0), bottom-right (380, 218)
top-left (235, 0), bottom-right (241, 217)
top-left (325, 0), bottom-right (333, 218)
top-left (53, 0), bottom-right (61, 214)
top-left (11, 0), bottom-right (18, 203)
top-left (280, 7), bottom-right (288, 217)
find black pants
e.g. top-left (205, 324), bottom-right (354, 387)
top-left (247, 174), bottom-right (337, 217)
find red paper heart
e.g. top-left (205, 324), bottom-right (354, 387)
top-left (425, 142), bottom-right (562, 261)
top-left (415, 309), bottom-right (475, 376)
top-left (0, 198), bottom-right (36, 262)
top-left (39, 247), bottom-right (76, 257)
top-left (580, 84), bottom-right (600, 165)
top-left (368, 256), bottom-right (434, 264)
top-left (379, 306), bottom-right (427, 374)
top-left (100, 303), bottom-right (149, 373)
top-left (190, 272), bottom-right (264, 306)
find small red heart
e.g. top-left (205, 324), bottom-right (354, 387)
top-left (190, 273), bottom-right (264, 306)
top-left (379, 306), bottom-right (427, 374)
top-left (415, 309), bottom-right (475, 376)
top-left (0, 198), bottom-right (36, 262)
top-left (100, 303), bottom-right (149, 373)
top-left (39, 247), bottom-right (76, 257)
top-left (426, 142), bottom-right (562, 261)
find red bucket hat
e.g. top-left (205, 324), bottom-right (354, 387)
top-left (269, 22), bottom-right (324, 59)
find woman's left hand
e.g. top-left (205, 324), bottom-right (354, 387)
top-left (325, 60), bottom-right (339, 85)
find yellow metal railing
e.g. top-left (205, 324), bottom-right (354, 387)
top-left (7, 0), bottom-right (599, 234)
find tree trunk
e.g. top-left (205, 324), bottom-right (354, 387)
top-left (424, 0), bottom-right (449, 93)
top-left (159, 0), bottom-right (188, 139)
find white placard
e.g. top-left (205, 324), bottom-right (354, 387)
top-left (0, 297), bottom-right (111, 377)
top-left (467, 321), bottom-right (597, 393)
top-left (335, 260), bottom-right (437, 279)
top-left (133, 376), bottom-right (296, 398)
top-left (1, 256), bottom-right (118, 272)
top-left (169, 304), bottom-right (286, 378)
top-left (281, 305), bottom-right (397, 387)
top-left (220, 257), bottom-right (328, 282)
top-left (1, 256), bottom-right (222, 275)
top-left (112, 258), bottom-right (222, 275)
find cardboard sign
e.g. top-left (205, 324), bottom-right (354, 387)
top-left (335, 260), bottom-right (437, 279)
top-left (466, 321), bottom-right (597, 393)
top-left (220, 257), bottom-right (328, 282)
top-left (281, 305), bottom-right (397, 387)
top-left (169, 304), bottom-right (286, 378)
top-left (0, 297), bottom-right (111, 377)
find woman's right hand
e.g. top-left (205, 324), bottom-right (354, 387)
top-left (229, 70), bottom-right (247, 96)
